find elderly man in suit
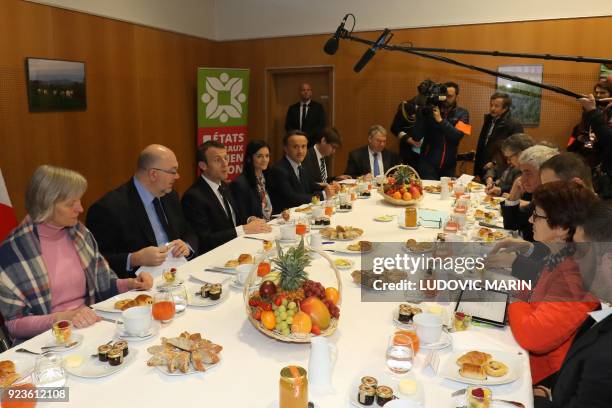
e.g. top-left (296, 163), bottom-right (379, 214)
top-left (86, 144), bottom-right (198, 278)
top-left (284, 83), bottom-right (326, 147)
top-left (182, 141), bottom-right (271, 255)
top-left (344, 124), bottom-right (400, 179)
top-left (302, 127), bottom-right (350, 184)
top-left (268, 130), bottom-right (337, 213)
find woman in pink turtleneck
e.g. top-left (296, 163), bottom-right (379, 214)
top-left (0, 165), bottom-right (153, 342)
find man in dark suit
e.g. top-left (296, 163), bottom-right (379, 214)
top-left (182, 141), bottom-right (272, 255)
top-left (284, 83), bottom-right (326, 147)
top-left (474, 92), bottom-right (523, 184)
top-left (86, 144), bottom-right (198, 278)
top-left (533, 202), bottom-right (612, 407)
top-left (344, 125), bottom-right (400, 179)
top-left (268, 130), bottom-right (336, 213)
top-left (302, 127), bottom-right (350, 184)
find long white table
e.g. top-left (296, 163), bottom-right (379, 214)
top-left (1, 183), bottom-right (534, 408)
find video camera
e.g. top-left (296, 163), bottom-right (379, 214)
top-left (417, 79), bottom-right (448, 113)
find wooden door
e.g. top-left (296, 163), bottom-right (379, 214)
top-left (266, 66), bottom-right (334, 164)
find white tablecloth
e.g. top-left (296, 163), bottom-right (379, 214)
top-left (1, 182), bottom-right (533, 408)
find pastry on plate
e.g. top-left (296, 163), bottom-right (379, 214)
top-left (457, 351), bottom-right (492, 366)
top-left (459, 363), bottom-right (487, 380)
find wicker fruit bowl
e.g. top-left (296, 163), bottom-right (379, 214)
top-left (243, 238), bottom-right (342, 343)
top-left (378, 164), bottom-right (424, 206)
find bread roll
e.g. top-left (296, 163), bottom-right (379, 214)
top-left (238, 254), bottom-right (253, 264)
top-left (0, 373), bottom-right (19, 387)
top-left (0, 360), bottom-right (16, 375)
top-left (135, 294), bottom-right (153, 306)
top-left (456, 351), bottom-right (492, 366)
top-left (120, 300), bottom-right (138, 311)
top-left (224, 259), bottom-right (239, 268)
top-left (114, 299), bottom-right (130, 310)
top-left (459, 363), bottom-right (486, 380)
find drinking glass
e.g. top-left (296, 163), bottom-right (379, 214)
top-left (166, 284), bottom-right (187, 316)
top-left (33, 352), bottom-right (66, 388)
top-left (453, 183), bottom-right (466, 199)
top-left (385, 333), bottom-right (414, 374)
top-left (152, 291), bottom-right (176, 323)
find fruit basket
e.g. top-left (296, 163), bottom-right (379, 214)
top-left (378, 164), bottom-right (423, 206)
top-left (243, 238), bottom-right (342, 343)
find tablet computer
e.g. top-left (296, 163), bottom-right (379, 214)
top-left (454, 289), bottom-right (509, 327)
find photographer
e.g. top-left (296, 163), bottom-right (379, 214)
top-left (413, 81), bottom-right (471, 179)
top-left (390, 82), bottom-right (429, 169)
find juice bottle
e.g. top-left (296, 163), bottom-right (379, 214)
top-left (279, 366), bottom-right (308, 408)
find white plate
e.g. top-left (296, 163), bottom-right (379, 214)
top-left (156, 278), bottom-right (185, 290)
top-left (374, 215), bottom-right (395, 222)
top-left (188, 285), bottom-right (230, 307)
top-left (392, 308), bottom-right (421, 328)
top-left (348, 369), bottom-right (424, 407)
top-left (357, 194), bottom-right (372, 199)
top-left (116, 323), bottom-right (160, 341)
top-left (43, 332), bottom-right (83, 351)
top-left (92, 291), bottom-right (154, 313)
top-left (333, 259), bottom-right (355, 270)
top-left (398, 224), bottom-right (420, 230)
top-left (402, 243), bottom-right (436, 254)
top-left (64, 349), bottom-right (138, 379)
top-left (420, 331), bottom-right (452, 350)
top-left (154, 357), bottom-right (220, 376)
top-left (336, 207), bottom-right (353, 213)
top-left (332, 244), bottom-right (375, 255)
top-left (438, 349), bottom-right (521, 385)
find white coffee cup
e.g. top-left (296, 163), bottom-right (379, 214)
top-left (122, 305), bottom-right (152, 336)
top-left (413, 312), bottom-right (443, 344)
top-left (235, 264), bottom-right (252, 285)
top-left (307, 232), bottom-right (323, 249)
top-left (280, 223), bottom-right (296, 241)
top-left (312, 205), bottom-right (324, 218)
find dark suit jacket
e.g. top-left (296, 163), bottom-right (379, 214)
top-left (182, 176), bottom-right (247, 255)
top-left (474, 111), bottom-right (523, 180)
top-left (302, 147), bottom-right (333, 183)
top-left (267, 157), bottom-right (323, 213)
top-left (284, 100), bottom-right (326, 143)
top-left (344, 146), bottom-right (400, 178)
top-left (86, 179), bottom-right (198, 278)
top-left (549, 313), bottom-right (612, 407)
top-left (229, 173), bottom-right (264, 219)
top-left (501, 197), bottom-right (534, 242)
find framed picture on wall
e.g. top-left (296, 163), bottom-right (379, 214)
top-left (25, 58), bottom-right (86, 112)
top-left (496, 65), bottom-right (543, 127)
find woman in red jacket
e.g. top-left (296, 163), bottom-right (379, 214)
top-left (508, 181), bottom-right (599, 386)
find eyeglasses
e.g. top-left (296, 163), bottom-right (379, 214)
top-left (531, 210), bottom-right (548, 221)
top-left (150, 167), bottom-right (178, 175)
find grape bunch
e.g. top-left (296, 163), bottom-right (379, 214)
top-left (302, 280), bottom-right (326, 300)
top-left (322, 298), bottom-right (340, 319)
top-left (272, 298), bottom-right (298, 336)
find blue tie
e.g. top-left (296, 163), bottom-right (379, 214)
top-left (372, 153), bottom-right (380, 177)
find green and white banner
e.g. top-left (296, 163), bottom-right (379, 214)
top-left (197, 68), bottom-right (250, 179)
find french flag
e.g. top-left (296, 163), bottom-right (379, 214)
top-left (0, 169), bottom-right (17, 242)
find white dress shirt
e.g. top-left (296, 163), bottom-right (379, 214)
top-left (368, 147), bottom-right (385, 176)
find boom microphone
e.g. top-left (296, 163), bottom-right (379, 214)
top-left (323, 14), bottom-right (349, 55)
top-left (353, 28), bottom-right (391, 73)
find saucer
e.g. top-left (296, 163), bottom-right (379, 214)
top-left (156, 278), bottom-right (185, 289)
top-left (116, 323), bottom-right (159, 341)
top-left (230, 279), bottom-right (245, 289)
top-left (419, 331), bottom-right (452, 350)
top-left (398, 224), bottom-right (420, 230)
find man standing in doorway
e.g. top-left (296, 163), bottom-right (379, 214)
top-left (285, 83), bottom-right (326, 147)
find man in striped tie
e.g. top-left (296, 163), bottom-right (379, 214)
top-left (303, 127), bottom-right (350, 185)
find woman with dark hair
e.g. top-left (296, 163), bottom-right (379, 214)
top-left (485, 133), bottom-right (535, 196)
top-left (508, 181), bottom-right (599, 388)
top-left (230, 139), bottom-right (273, 220)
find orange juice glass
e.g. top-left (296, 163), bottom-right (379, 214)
top-left (2, 384), bottom-right (37, 408)
top-left (324, 205), bottom-right (333, 217)
top-left (295, 223), bottom-right (307, 236)
top-left (395, 329), bottom-right (420, 354)
top-left (152, 292), bottom-right (175, 323)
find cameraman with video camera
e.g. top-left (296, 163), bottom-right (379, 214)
top-left (413, 81), bottom-right (471, 180)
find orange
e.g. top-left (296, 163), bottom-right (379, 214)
top-left (257, 262), bottom-right (271, 277)
top-left (261, 310), bottom-right (276, 330)
top-left (402, 192), bottom-right (413, 201)
top-left (392, 192), bottom-right (402, 200)
top-left (325, 287), bottom-right (340, 305)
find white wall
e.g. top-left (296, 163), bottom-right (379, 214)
top-left (215, 0), bottom-right (612, 40)
top-left (25, 0), bottom-right (216, 39)
top-left (25, 0), bottom-right (612, 41)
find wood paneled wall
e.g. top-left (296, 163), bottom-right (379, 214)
top-left (1, 0), bottom-right (610, 220)
top-left (0, 0), bottom-right (213, 220)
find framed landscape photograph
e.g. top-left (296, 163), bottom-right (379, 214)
top-left (496, 64), bottom-right (543, 127)
top-left (26, 58), bottom-right (86, 112)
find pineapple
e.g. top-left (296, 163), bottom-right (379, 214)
top-left (393, 165), bottom-right (412, 187)
top-left (273, 237), bottom-right (310, 301)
